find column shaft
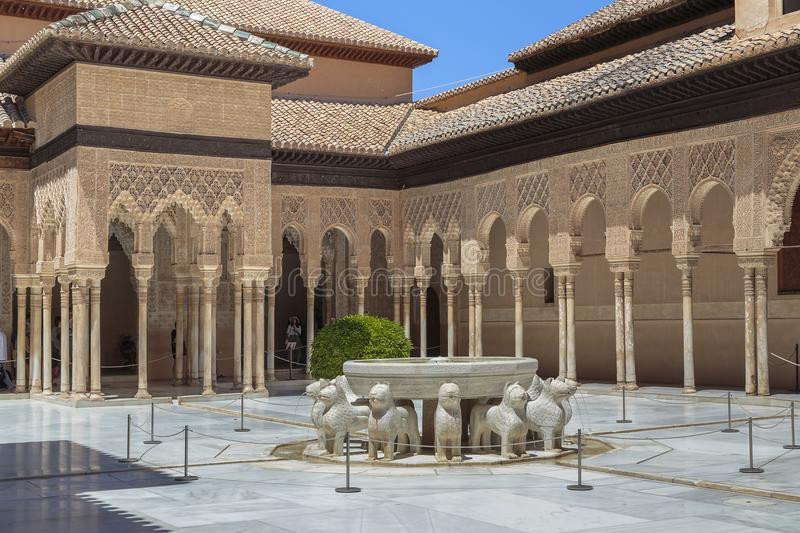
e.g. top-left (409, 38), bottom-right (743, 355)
top-left (42, 286), bottom-right (52, 394)
top-left (306, 286), bottom-right (315, 375)
top-left (565, 275), bottom-right (576, 381)
top-left (135, 281), bottom-right (150, 399)
top-left (755, 267), bottom-right (770, 396)
top-left (79, 285), bottom-right (90, 395)
top-left (474, 284), bottom-right (483, 357)
top-left (419, 284), bottom-right (427, 358)
top-left (393, 280), bottom-right (402, 324)
top-left (467, 286), bottom-right (475, 357)
top-left (557, 276), bottom-right (567, 378)
top-left (513, 274), bottom-right (524, 358)
top-left (242, 285), bottom-right (253, 392)
top-left (89, 282), bottom-right (102, 399)
top-left (613, 272), bottom-right (625, 387)
top-left (30, 289), bottom-right (42, 393)
top-left (189, 284), bottom-right (200, 383)
top-left (267, 286), bottom-right (276, 381)
top-left (175, 285), bottom-right (185, 385)
top-left (743, 268), bottom-right (757, 395)
top-left (59, 282), bottom-right (69, 396)
top-left (255, 285), bottom-right (266, 392)
top-left (680, 267), bottom-right (696, 393)
top-left (71, 285), bottom-right (79, 394)
top-left (402, 282), bottom-right (412, 339)
top-left (623, 271), bottom-right (637, 389)
top-left (446, 288), bottom-right (455, 358)
top-left (15, 287), bottom-right (26, 391)
top-left (211, 286), bottom-right (217, 387)
top-left (232, 284), bottom-right (242, 387)
top-left (201, 285), bottom-right (214, 396)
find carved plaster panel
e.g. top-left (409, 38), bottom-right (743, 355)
top-left (403, 191), bottom-right (462, 236)
top-left (631, 149), bottom-right (673, 196)
top-left (688, 139), bottom-right (735, 190)
top-left (33, 166), bottom-right (68, 227)
top-left (320, 196), bottom-right (356, 233)
top-left (475, 180), bottom-right (507, 223)
top-left (281, 194), bottom-right (306, 227)
top-left (569, 160), bottom-right (606, 202)
top-left (517, 172), bottom-right (550, 213)
top-left (369, 199), bottom-right (392, 228)
top-left (0, 183), bottom-right (13, 228)
top-left (0, 227), bottom-right (10, 336)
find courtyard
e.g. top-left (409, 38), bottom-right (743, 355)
top-left (2, 385), bottom-right (799, 532)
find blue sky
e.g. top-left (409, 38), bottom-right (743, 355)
top-left (317, 0), bottom-right (610, 100)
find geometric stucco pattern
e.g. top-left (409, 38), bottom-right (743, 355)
top-left (517, 172), bottom-right (550, 213)
top-left (33, 167), bottom-right (68, 226)
top-left (369, 199), bottom-right (392, 228)
top-left (0, 226), bottom-right (10, 337)
top-left (688, 139), bottom-right (735, 189)
top-left (0, 183), bottom-right (13, 227)
top-left (280, 194), bottom-right (306, 227)
top-left (569, 160), bottom-right (607, 202)
top-left (631, 149), bottom-right (673, 196)
top-left (320, 196), bottom-right (356, 234)
top-left (403, 191), bottom-right (462, 235)
top-left (109, 163), bottom-right (244, 219)
top-left (475, 180), bottom-right (507, 223)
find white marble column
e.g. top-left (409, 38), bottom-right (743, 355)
top-left (392, 277), bottom-right (402, 325)
top-left (58, 278), bottom-right (70, 398)
top-left (201, 282), bottom-right (215, 396)
top-left (135, 276), bottom-right (151, 399)
top-left (402, 278), bottom-right (412, 339)
top-left (189, 283), bottom-right (200, 384)
top-left (418, 278), bottom-right (429, 358)
top-left (356, 277), bottom-right (367, 315)
top-left (255, 283), bottom-right (266, 392)
top-left (232, 281), bottom-right (242, 388)
top-left (613, 271), bottom-right (625, 388)
top-left (444, 278), bottom-right (457, 358)
top-left (513, 272), bottom-right (524, 358)
top-left (755, 265), bottom-right (770, 396)
top-left (42, 283), bottom-right (53, 395)
top-left (468, 284), bottom-right (475, 357)
top-left (175, 284), bottom-right (186, 386)
top-left (242, 283), bottom-right (254, 393)
top-left (306, 284), bottom-right (315, 375)
top-left (557, 275), bottom-right (567, 378)
top-left (29, 287), bottom-right (42, 393)
top-left (89, 279), bottom-right (102, 400)
top-left (474, 280), bottom-right (483, 357)
top-left (565, 274), bottom-right (576, 382)
top-left (79, 284), bottom-right (90, 396)
top-left (15, 285), bottom-right (26, 392)
top-left (623, 270), bottom-right (637, 390)
top-left (742, 266), bottom-right (757, 395)
top-left (211, 285), bottom-right (218, 387)
top-left (676, 258), bottom-right (696, 394)
top-left (266, 283), bottom-right (276, 381)
top-left (70, 283), bottom-right (80, 395)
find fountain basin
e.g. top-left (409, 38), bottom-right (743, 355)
top-left (343, 357), bottom-right (538, 400)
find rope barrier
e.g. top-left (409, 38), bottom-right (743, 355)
top-left (731, 395), bottom-right (792, 420)
top-left (769, 351), bottom-right (800, 367)
top-left (592, 423), bottom-right (748, 441)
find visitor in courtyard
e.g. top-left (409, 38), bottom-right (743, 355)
top-left (286, 317), bottom-right (301, 369)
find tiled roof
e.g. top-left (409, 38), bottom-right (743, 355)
top-left (508, 0), bottom-right (685, 63)
top-left (0, 57), bottom-right (32, 129)
top-left (415, 68), bottom-right (522, 109)
top-left (389, 24), bottom-right (800, 154)
top-left (0, 1), bottom-right (313, 95)
top-left (18, 0), bottom-right (437, 60)
top-left (272, 97), bottom-right (412, 155)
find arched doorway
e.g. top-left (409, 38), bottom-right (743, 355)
top-left (524, 208), bottom-right (557, 374)
top-left (368, 230), bottom-right (391, 318)
top-left (320, 227), bottom-right (352, 324)
top-left (484, 216), bottom-right (513, 356)
top-left (277, 227), bottom-right (307, 375)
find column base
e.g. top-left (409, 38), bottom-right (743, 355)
top-left (613, 382), bottom-right (625, 391)
top-left (134, 389), bottom-right (151, 400)
top-left (255, 386), bottom-right (268, 394)
top-left (42, 388), bottom-right (53, 395)
top-left (89, 392), bottom-right (104, 401)
top-left (683, 387), bottom-right (697, 394)
top-left (30, 386), bottom-right (42, 394)
top-left (624, 383), bottom-right (639, 391)
top-left (58, 392), bottom-right (71, 400)
top-left (242, 385), bottom-right (254, 393)
top-left (202, 388), bottom-right (216, 397)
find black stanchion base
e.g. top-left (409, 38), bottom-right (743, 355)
top-left (335, 487), bottom-right (361, 493)
top-left (739, 467), bottom-right (765, 474)
top-left (234, 428), bottom-right (251, 433)
top-left (566, 484), bottom-right (593, 491)
top-left (118, 458), bottom-right (139, 464)
top-left (783, 444), bottom-right (800, 450)
top-left (616, 420), bottom-right (632, 424)
top-left (721, 428), bottom-right (739, 434)
top-left (174, 475), bottom-right (198, 482)
top-left (143, 440), bottom-right (162, 445)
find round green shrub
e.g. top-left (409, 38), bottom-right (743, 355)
top-left (310, 314), bottom-right (411, 379)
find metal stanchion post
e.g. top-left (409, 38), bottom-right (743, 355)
top-left (174, 426), bottom-right (198, 482)
top-left (567, 429), bottom-right (593, 491)
top-left (288, 346), bottom-right (293, 381)
top-left (784, 402), bottom-right (800, 450)
top-left (616, 388), bottom-right (631, 424)
top-left (739, 418), bottom-right (764, 474)
top-left (143, 402), bottom-right (162, 444)
top-left (118, 414), bottom-right (139, 463)
top-left (721, 392), bottom-right (739, 433)
top-left (335, 432), bottom-right (361, 494)
top-left (235, 394), bottom-right (250, 433)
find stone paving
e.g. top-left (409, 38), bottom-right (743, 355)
top-left (0, 386), bottom-right (799, 532)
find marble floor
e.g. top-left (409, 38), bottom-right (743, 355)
top-left (1, 386), bottom-right (799, 532)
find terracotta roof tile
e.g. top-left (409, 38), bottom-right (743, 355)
top-left (272, 97), bottom-right (412, 155)
top-left (0, 56), bottom-right (32, 129)
top-left (23, 0), bottom-right (437, 58)
top-left (415, 68), bottom-right (522, 109)
top-left (391, 24), bottom-right (800, 153)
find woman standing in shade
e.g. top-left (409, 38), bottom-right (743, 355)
top-left (286, 316), bottom-right (301, 375)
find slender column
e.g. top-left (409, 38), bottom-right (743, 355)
top-left (474, 280), bottom-right (483, 357)
top-left (557, 275), bottom-right (567, 378)
top-left (392, 278), bottom-right (402, 324)
top-left (613, 271), bottom-right (625, 388)
top-left (232, 282), bottom-right (242, 387)
top-left (402, 279), bottom-right (412, 339)
top-left (467, 284), bottom-right (475, 357)
top-left (42, 284), bottom-right (53, 395)
top-left (135, 276), bottom-right (151, 399)
top-left (15, 286), bottom-right (26, 391)
top-left (677, 259), bottom-right (696, 394)
top-left (78, 284), bottom-right (90, 395)
top-left (58, 279), bottom-right (70, 397)
top-left (742, 267), bottom-right (757, 395)
top-left (445, 279), bottom-right (456, 358)
top-left (29, 287), bottom-right (42, 393)
top-left (211, 285), bottom-right (218, 387)
top-left (255, 283), bottom-right (266, 392)
top-left (306, 284), bottom-right (315, 375)
top-left (513, 272), bottom-right (524, 358)
top-left (88, 280), bottom-right (102, 400)
top-left (70, 284), bottom-right (79, 394)
top-left (565, 274), bottom-right (576, 381)
top-left (419, 280), bottom-right (429, 357)
top-left (189, 283), bottom-right (200, 383)
top-left (175, 284), bottom-right (186, 386)
top-left (356, 277), bottom-right (366, 315)
top-left (201, 282), bottom-right (215, 396)
top-left (623, 270), bottom-right (637, 390)
top-left (266, 283), bottom-right (276, 381)
top-left (755, 265), bottom-right (770, 396)
top-left (242, 283), bottom-right (254, 392)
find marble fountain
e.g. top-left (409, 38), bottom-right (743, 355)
top-left (298, 357), bottom-right (579, 466)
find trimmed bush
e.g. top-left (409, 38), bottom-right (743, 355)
top-left (310, 314), bottom-right (411, 379)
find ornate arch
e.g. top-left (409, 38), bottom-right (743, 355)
top-left (767, 141), bottom-right (800, 246)
top-left (687, 177), bottom-right (734, 226)
top-left (515, 203), bottom-right (548, 243)
top-left (569, 194), bottom-right (604, 236)
top-left (283, 223), bottom-right (304, 255)
top-left (630, 184), bottom-right (671, 230)
top-left (476, 211), bottom-right (506, 249)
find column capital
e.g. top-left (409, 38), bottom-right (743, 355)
top-left (674, 254), bottom-right (700, 271)
top-left (552, 264), bottom-right (581, 278)
top-left (608, 260), bottom-right (640, 274)
top-left (736, 253), bottom-right (776, 271)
